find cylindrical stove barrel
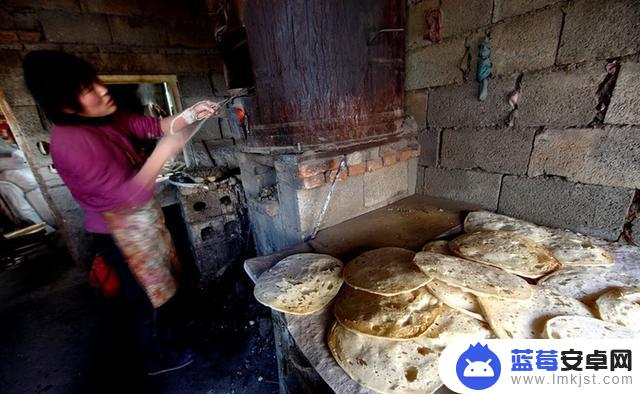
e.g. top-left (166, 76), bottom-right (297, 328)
top-left (243, 0), bottom-right (405, 149)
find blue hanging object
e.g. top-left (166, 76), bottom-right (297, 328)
top-left (477, 35), bottom-right (492, 101)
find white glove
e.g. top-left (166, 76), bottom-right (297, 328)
top-left (182, 100), bottom-right (221, 123)
top-left (169, 100), bottom-right (221, 135)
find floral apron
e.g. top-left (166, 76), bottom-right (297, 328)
top-left (102, 199), bottom-right (180, 308)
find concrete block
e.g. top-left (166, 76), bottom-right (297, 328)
top-left (193, 120), bottom-right (222, 142)
top-left (558, 0), bottom-right (640, 64)
top-left (210, 73), bottom-right (228, 96)
top-left (203, 142), bottom-right (238, 169)
top-left (441, 127), bottom-right (536, 175)
top-left (187, 214), bottom-right (236, 245)
top-left (193, 238), bottom-right (244, 281)
top-left (0, 9), bottom-right (39, 31)
top-left (0, 50), bottom-right (22, 72)
top-left (23, 142), bottom-right (53, 170)
top-left (36, 166), bottom-right (64, 188)
top-left (416, 165), bottom-right (425, 196)
top-left (40, 11), bottom-right (111, 44)
top-left (108, 16), bottom-right (167, 47)
top-left (498, 175), bottom-right (635, 240)
top-left (406, 37), bottom-right (465, 89)
top-left (168, 21), bottom-right (216, 49)
top-left (364, 161), bottom-right (409, 207)
top-left (139, 0), bottom-right (198, 20)
top-left (528, 127), bottom-right (640, 189)
top-left (178, 74), bottom-right (214, 98)
top-left (346, 151), bottom-right (364, 166)
top-left (0, 72), bottom-right (35, 106)
top-left (165, 53), bottom-right (211, 73)
top-left (81, 0), bottom-right (142, 15)
top-left (406, 0), bottom-right (440, 50)
top-left (5, 0), bottom-right (79, 10)
top-left (247, 203), bottom-right (301, 255)
top-left (110, 52), bottom-right (173, 74)
top-left (238, 153), bottom-right (276, 197)
top-left (178, 190), bottom-right (224, 224)
top-left (490, 8), bottom-right (563, 77)
top-left (47, 185), bottom-right (79, 214)
top-left (408, 158), bottom-right (418, 195)
top-left (606, 61), bottom-right (640, 125)
top-left (405, 90), bottom-right (428, 129)
top-left (422, 167), bottom-right (502, 210)
top-left (519, 63), bottom-right (604, 127)
top-left (493, 0), bottom-right (562, 21)
top-left (296, 173), bottom-right (365, 234)
top-left (440, 0), bottom-right (492, 38)
top-left (428, 77), bottom-right (514, 128)
top-left (418, 128), bottom-right (439, 167)
top-left (11, 106), bottom-right (46, 137)
top-left (186, 140), bottom-right (215, 168)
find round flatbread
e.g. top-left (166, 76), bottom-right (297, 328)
top-left (541, 315), bottom-right (637, 339)
top-left (423, 305), bottom-right (493, 342)
top-left (334, 285), bottom-right (442, 340)
top-left (343, 247), bottom-right (429, 296)
top-left (413, 252), bottom-right (532, 300)
top-left (449, 231), bottom-right (560, 279)
top-left (421, 240), bottom-right (453, 255)
top-left (425, 279), bottom-right (484, 321)
top-left (538, 267), bottom-right (640, 303)
top-left (464, 211), bottom-right (553, 242)
top-left (595, 287), bottom-right (640, 330)
top-left (328, 321), bottom-right (444, 393)
top-left (541, 231), bottom-right (614, 267)
top-left (253, 253), bottom-right (343, 315)
top-left (478, 286), bottom-right (593, 339)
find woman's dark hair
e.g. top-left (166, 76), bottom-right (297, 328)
top-left (23, 50), bottom-right (98, 125)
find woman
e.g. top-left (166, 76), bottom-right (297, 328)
top-left (23, 50), bottom-right (220, 376)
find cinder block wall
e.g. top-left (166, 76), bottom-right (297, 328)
top-left (0, 0), bottom-right (230, 264)
top-left (406, 0), bottom-right (640, 240)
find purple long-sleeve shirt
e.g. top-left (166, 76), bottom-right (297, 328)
top-left (50, 113), bottom-right (164, 234)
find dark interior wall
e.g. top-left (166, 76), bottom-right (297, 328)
top-left (406, 0), bottom-right (640, 240)
top-left (0, 0), bottom-right (229, 264)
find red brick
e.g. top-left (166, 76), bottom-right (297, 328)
top-left (302, 173), bottom-right (326, 189)
top-left (366, 159), bottom-right (384, 172)
top-left (382, 154), bottom-right (398, 166)
top-left (18, 31), bottom-right (41, 43)
top-left (348, 163), bottom-right (366, 177)
top-left (379, 142), bottom-right (404, 157)
top-left (298, 157), bottom-right (340, 178)
top-left (0, 31), bottom-right (18, 42)
top-left (325, 168), bottom-right (348, 182)
top-left (400, 147), bottom-right (421, 161)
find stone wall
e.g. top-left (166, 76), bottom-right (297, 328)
top-left (0, 0), bottom-right (230, 264)
top-left (406, 0), bottom-right (640, 240)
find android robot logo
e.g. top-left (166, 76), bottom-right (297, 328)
top-left (455, 343), bottom-right (501, 390)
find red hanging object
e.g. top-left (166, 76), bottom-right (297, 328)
top-left (88, 255), bottom-right (120, 297)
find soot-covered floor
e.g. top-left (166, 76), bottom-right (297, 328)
top-left (0, 247), bottom-right (278, 394)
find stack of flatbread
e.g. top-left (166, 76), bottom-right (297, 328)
top-left (331, 247), bottom-right (493, 393)
top-left (429, 211), bottom-right (639, 339)
top-left (252, 211), bottom-right (639, 394)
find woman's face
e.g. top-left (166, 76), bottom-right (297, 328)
top-left (75, 82), bottom-right (117, 117)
